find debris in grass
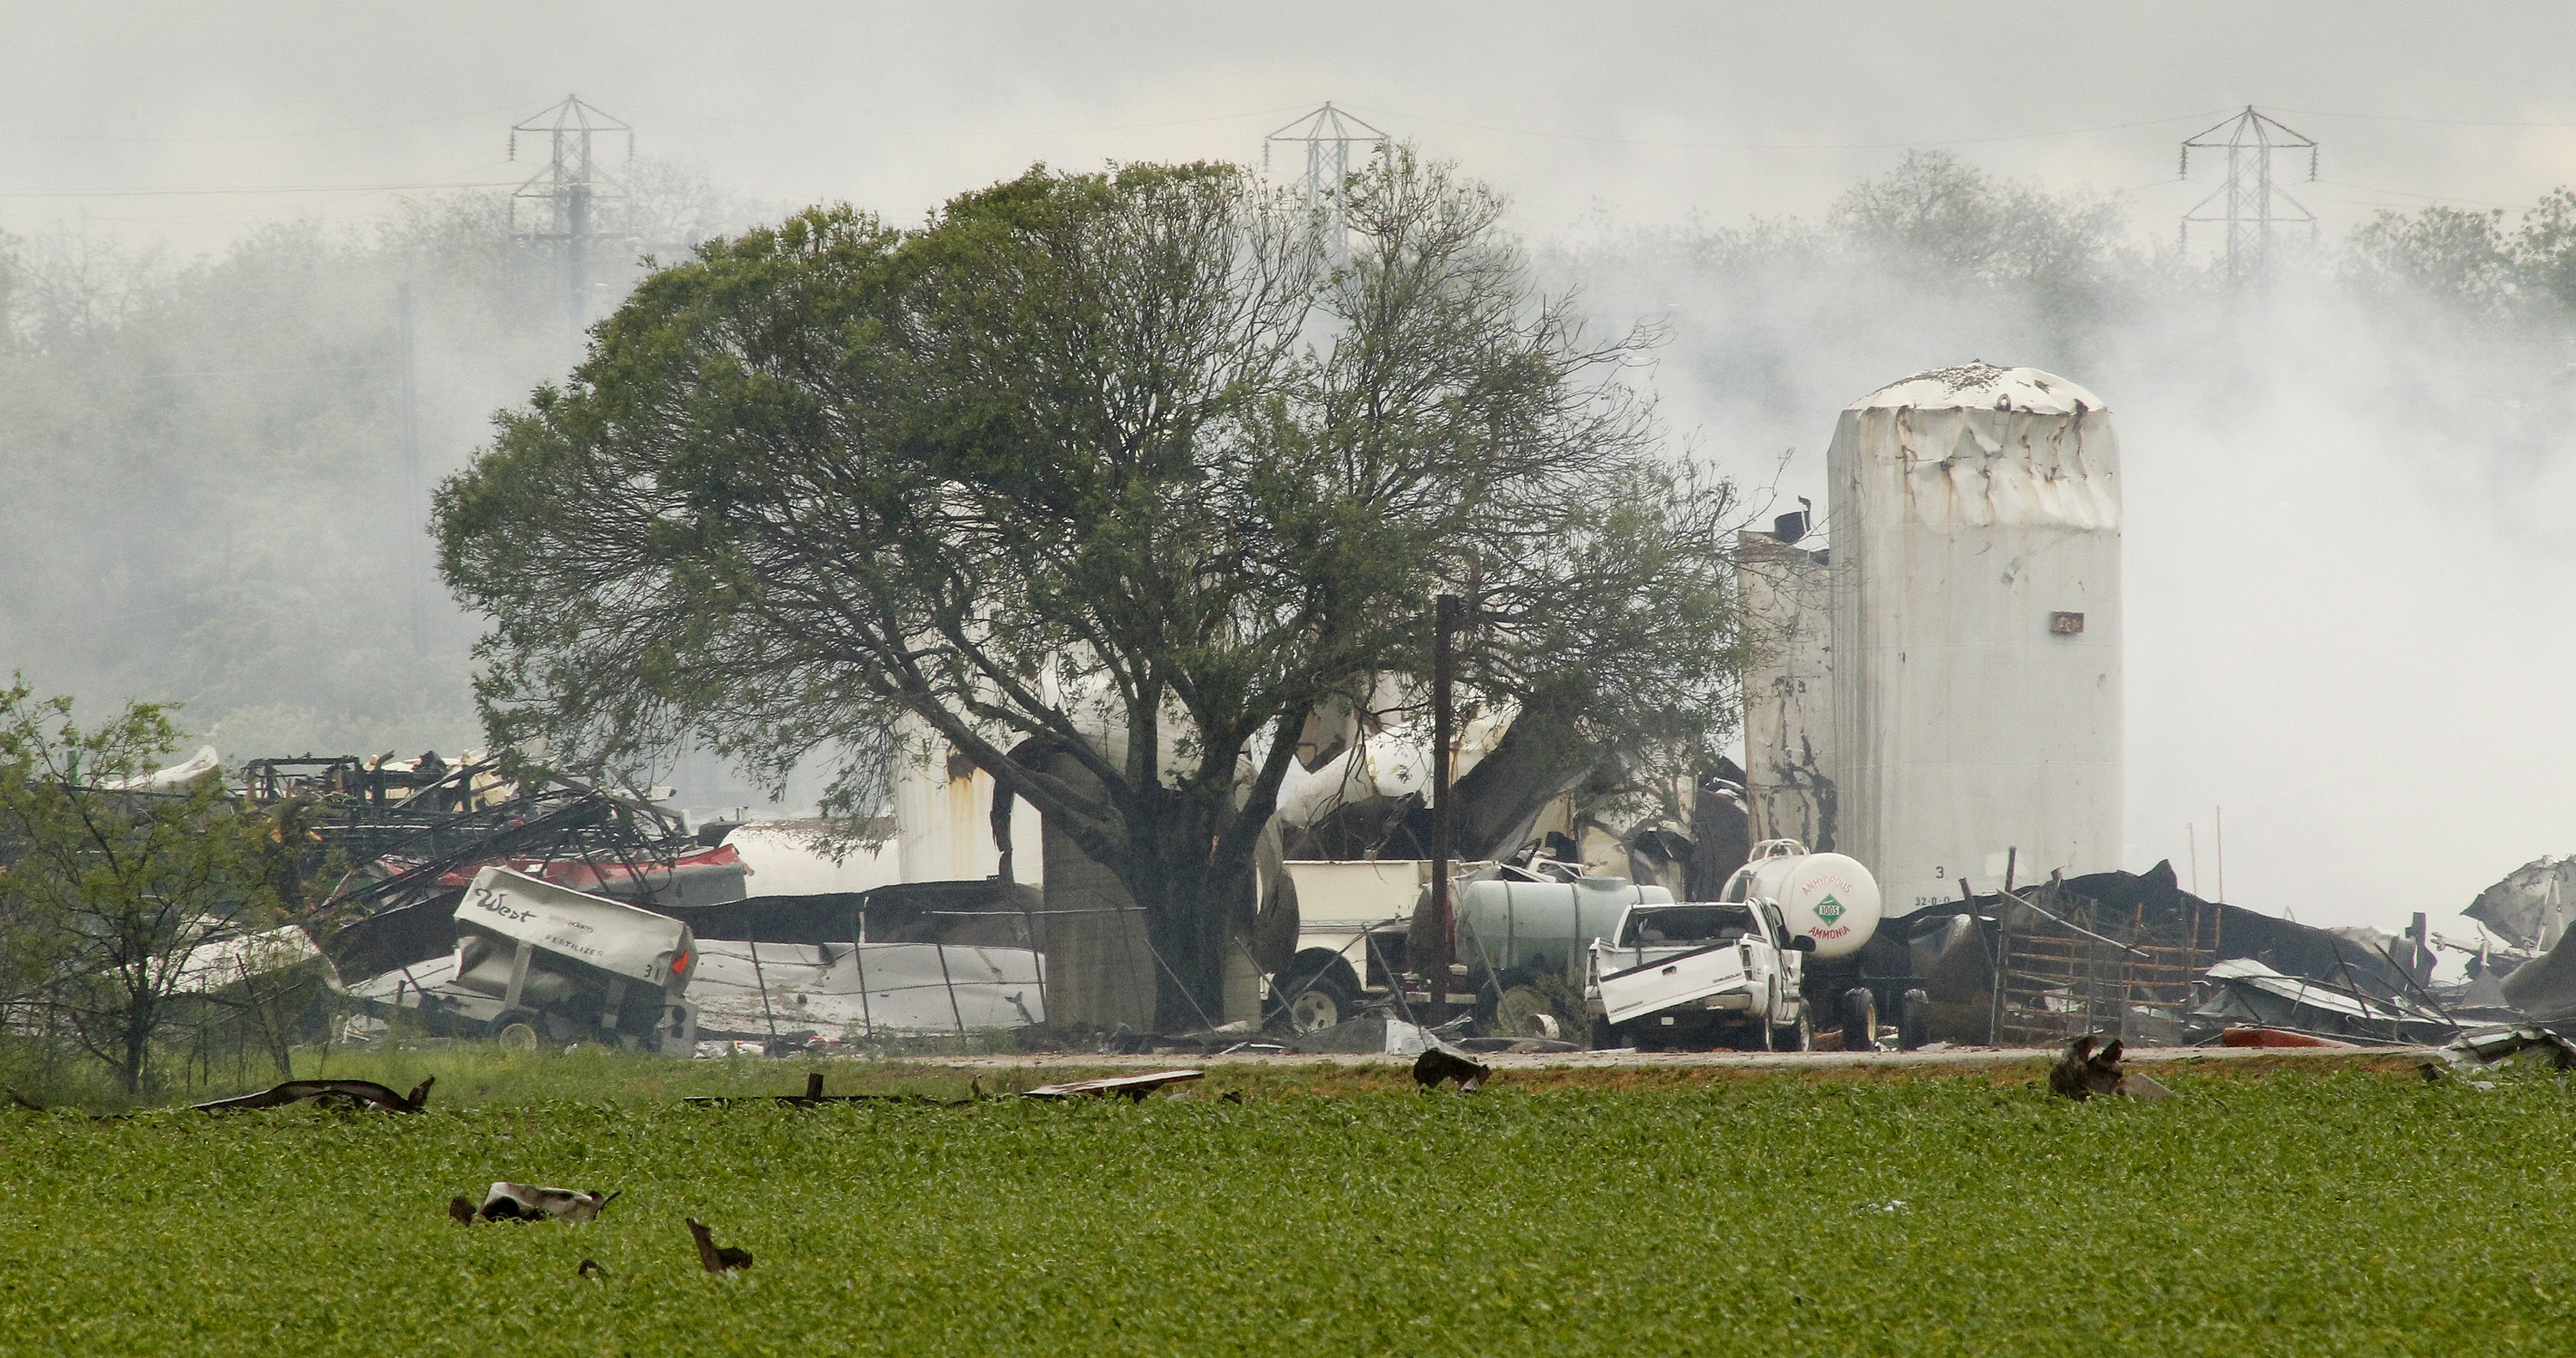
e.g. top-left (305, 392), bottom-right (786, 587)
top-left (1022, 1070), bottom-right (1205, 1101)
top-left (682, 1070), bottom-right (959, 1107)
top-left (447, 1195), bottom-right (476, 1226)
top-left (1413, 1041), bottom-right (1492, 1092)
top-left (577, 1258), bottom-right (607, 1280)
top-left (191, 1077), bottom-right (434, 1114)
top-left (475, 1183), bottom-right (621, 1222)
top-left (2433, 1026), bottom-right (2576, 1073)
top-left (2046, 1034), bottom-right (2168, 1102)
top-left (688, 1218), bottom-right (752, 1272)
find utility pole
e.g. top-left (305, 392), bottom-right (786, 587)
top-left (2214, 805), bottom-right (2227, 904)
top-left (398, 283), bottom-right (425, 654)
top-left (1427, 592), bottom-right (1462, 1025)
top-left (1265, 102), bottom-right (1388, 262)
top-left (2181, 107), bottom-right (2318, 289)
top-left (511, 94), bottom-right (632, 355)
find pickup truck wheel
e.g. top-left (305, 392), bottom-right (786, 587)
top-left (1770, 1009), bottom-right (1812, 1052)
top-left (1278, 974), bottom-right (1352, 1033)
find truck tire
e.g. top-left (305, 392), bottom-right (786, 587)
top-left (1899, 989), bottom-right (1931, 1051)
top-left (1276, 973), bottom-right (1352, 1033)
top-left (1842, 987), bottom-right (1880, 1052)
top-left (489, 1008), bottom-right (542, 1050)
top-left (1769, 1008), bottom-right (1812, 1052)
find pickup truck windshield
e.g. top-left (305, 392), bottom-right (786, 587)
top-left (1617, 904), bottom-right (1759, 947)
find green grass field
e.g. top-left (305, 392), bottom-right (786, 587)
top-left (1, 1055), bottom-right (2569, 1355)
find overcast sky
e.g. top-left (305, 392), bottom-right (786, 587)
top-left (7, 2), bottom-right (2574, 934)
top-left (7, 2), bottom-right (2575, 252)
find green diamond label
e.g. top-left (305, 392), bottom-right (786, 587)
top-left (1814, 893), bottom-right (1844, 924)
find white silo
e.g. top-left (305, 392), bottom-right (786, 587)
top-left (1825, 362), bottom-right (2122, 915)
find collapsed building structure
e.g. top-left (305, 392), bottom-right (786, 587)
top-left (1862, 860), bottom-right (2465, 1049)
top-left (223, 751), bottom-right (1052, 1049)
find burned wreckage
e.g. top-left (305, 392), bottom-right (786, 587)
top-left (234, 752), bottom-right (1052, 1052)
top-left (205, 362), bottom-right (2576, 1057)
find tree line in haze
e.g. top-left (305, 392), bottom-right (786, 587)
top-left (0, 149), bottom-right (2565, 775)
top-left (0, 165), bottom-right (746, 765)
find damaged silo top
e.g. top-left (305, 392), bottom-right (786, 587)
top-left (1843, 361), bottom-right (2120, 533)
top-left (1854, 361), bottom-right (2108, 417)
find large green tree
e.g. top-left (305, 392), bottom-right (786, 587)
top-left (436, 152), bottom-right (1746, 1026)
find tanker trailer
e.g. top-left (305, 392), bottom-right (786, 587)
top-left (1720, 838), bottom-right (1887, 1048)
top-left (1447, 874), bottom-right (1673, 1039)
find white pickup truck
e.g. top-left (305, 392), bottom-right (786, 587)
top-left (1586, 899), bottom-right (1816, 1050)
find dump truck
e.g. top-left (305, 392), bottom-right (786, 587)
top-left (345, 866), bottom-right (701, 1051)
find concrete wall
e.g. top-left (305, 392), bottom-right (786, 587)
top-left (1037, 801), bottom-right (1159, 1031)
top-left (1826, 364), bottom-right (2123, 915)
top-left (1738, 531), bottom-right (1838, 850)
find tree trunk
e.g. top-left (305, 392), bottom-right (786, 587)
top-left (1129, 848), bottom-right (1231, 1032)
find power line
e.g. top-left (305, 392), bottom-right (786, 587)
top-left (623, 100), bottom-right (1313, 138)
top-left (2269, 107), bottom-right (2576, 130)
top-left (0, 174), bottom-right (519, 198)
top-left (0, 104), bottom-right (532, 144)
top-left (2311, 180), bottom-right (2524, 210)
top-left (1340, 105), bottom-right (2239, 152)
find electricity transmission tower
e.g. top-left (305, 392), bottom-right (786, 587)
top-left (2180, 107), bottom-right (2318, 289)
top-left (1266, 102), bottom-right (1388, 259)
top-left (511, 94), bottom-right (632, 350)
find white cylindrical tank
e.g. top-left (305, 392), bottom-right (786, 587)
top-left (1454, 877), bottom-right (1674, 984)
top-left (1826, 362), bottom-right (2123, 916)
top-left (1724, 845), bottom-right (1883, 959)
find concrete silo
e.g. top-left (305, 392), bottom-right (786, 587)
top-left (1825, 362), bottom-right (2122, 914)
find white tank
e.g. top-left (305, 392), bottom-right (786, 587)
top-left (1826, 363), bottom-right (2122, 916)
top-left (1455, 876), bottom-right (1673, 983)
top-left (1722, 841), bottom-right (1882, 959)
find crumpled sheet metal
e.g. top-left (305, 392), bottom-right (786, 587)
top-left (2193, 958), bottom-right (2452, 1044)
top-left (1022, 1070), bottom-right (1205, 1101)
top-left (2434, 1026), bottom-right (2576, 1072)
top-left (477, 1182), bottom-right (620, 1222)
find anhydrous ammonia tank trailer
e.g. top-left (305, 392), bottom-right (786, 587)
top-left (1719, 839), bottom-right (1884, 959)
top-left (1826, 362), bottom-right (2123, 917)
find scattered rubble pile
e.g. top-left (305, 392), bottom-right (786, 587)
top-left (134, 743), bottom-right (2576, 1062)
top-left (220, 752), bottom-right (1057, 1054)
top-left (2044, 1035), bottom-right (2169, 1103)
top-left (1845, 858), bottom-right (2530, 1050)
